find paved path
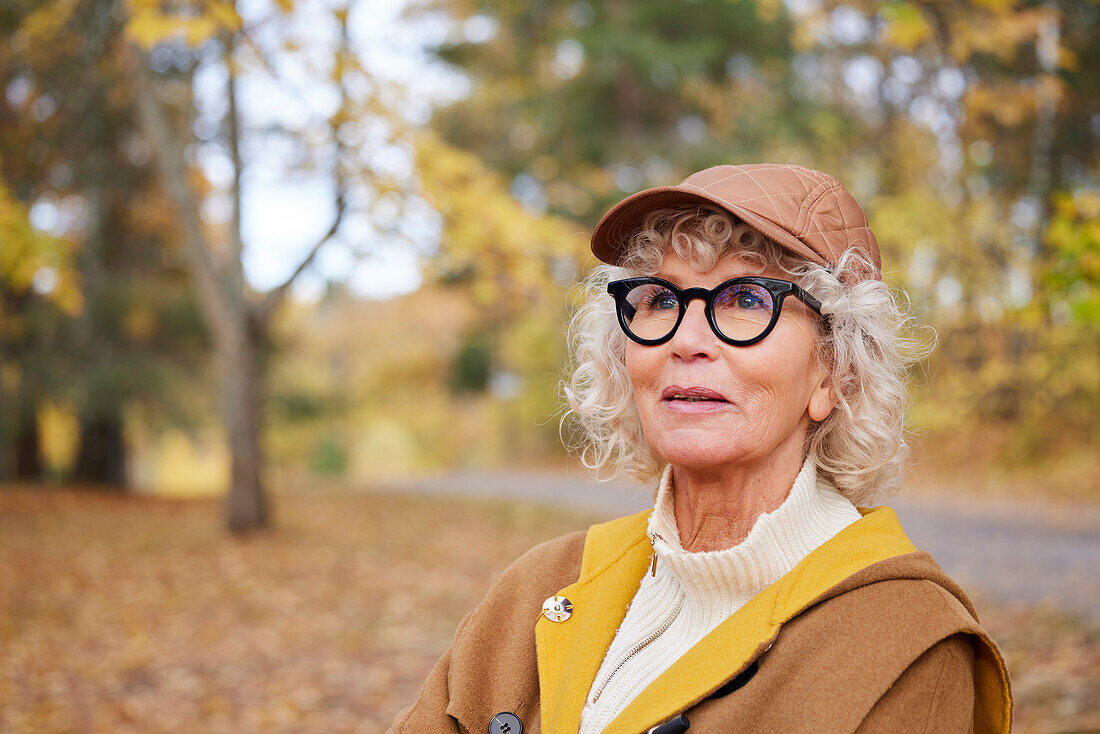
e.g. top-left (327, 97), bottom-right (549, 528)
top-left (379, 470), bottom-right (1100, 620)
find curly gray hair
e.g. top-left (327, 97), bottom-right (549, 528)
top-left (562, 207), bottom-right (933, 505)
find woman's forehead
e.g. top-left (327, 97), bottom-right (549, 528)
top-left (653, 251), bottom-right (781, 285)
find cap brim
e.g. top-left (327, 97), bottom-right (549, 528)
top-left (590, 185), bottom-right (827, 267)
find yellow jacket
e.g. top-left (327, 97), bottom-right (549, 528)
top-left (390, 506), bottom-right (1012, 733)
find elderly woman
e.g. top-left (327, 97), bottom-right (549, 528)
top-left (389, 164), bottom-right (1012, 734)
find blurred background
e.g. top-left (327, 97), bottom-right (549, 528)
top-left (0, 0), bottom-right (1097, 731)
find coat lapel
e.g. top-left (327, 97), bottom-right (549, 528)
top-left (603, 507), bottom-right (918, 734)
top-left (535, 511), bottom-right (652, 734)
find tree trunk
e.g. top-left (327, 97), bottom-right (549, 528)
top-left (220, 316), bottom-right (268, 533)
top-left (0, 382), bottom-right (10, 481)
top-left (131, 41), bottom-right (343, 533)
top-left (14, 397), bottom-right (41, 480)
top-left (71, 407), bottom-right (127, 487)
top-left (1029, 2), bottom-right (1060, 257)
top-left (610, 0), bottom-right (643, 148)
top-left (70, 164), bottom-right (129, 490)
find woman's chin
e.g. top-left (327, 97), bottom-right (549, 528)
top-left (651, 439), bottom-right (759, 472)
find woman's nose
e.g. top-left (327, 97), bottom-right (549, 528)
top-left (669, 300), bottom-right (718, 360)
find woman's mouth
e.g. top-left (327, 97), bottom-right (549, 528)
top-left (661, 386), bottom-right (729, 411)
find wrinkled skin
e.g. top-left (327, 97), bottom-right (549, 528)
top-left (625, 252), bottom-right (834, 550)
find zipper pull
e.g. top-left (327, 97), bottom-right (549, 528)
top-left (649, 553), bottom-right (658, 576)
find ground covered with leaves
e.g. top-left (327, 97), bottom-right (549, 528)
top-left (1, 486), bottom-right (1096, 733)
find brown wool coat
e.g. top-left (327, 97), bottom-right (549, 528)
top-left (388, 507), bottom-right (1012, 734)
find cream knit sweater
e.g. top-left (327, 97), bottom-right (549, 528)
top-left (577, 459), bottom-right (861, 733)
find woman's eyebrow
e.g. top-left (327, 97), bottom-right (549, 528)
top-left (653, 274), bottom-right (701, 288)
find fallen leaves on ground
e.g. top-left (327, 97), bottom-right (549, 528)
top-left (0, 485), bottom-right (1096, 733)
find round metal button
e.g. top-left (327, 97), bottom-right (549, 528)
top-left (542, 595), bottom-right (573, 622)
top-left (489, 711), bottom-right (522, 734)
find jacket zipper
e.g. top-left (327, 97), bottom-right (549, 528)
top-left (649, 533), bottom-right (664, 576)
top-left (590, 597), bottom-right (684, 704)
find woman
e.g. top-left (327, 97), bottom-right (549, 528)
top-left (389, 164), bottom-right (1012, 734)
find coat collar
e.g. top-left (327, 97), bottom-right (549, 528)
top-left (536, 506), bottom-right (919, 734)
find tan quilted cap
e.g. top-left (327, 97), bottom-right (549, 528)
top-left (591, 163), bottom-right (881, 277)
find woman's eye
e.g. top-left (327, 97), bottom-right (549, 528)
top-left (718, 285), bottom-right (770, 310)
top-left (736, 293), bottom-right (764, 308)
top-left (644, 289), bottom-right (678, 310)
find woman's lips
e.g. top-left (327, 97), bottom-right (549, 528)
top-left (661, 385), bottom-right (729, 412)
top-left (661, 385), bottom-right (728, 401)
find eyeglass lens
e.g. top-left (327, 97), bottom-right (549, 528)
top-left (622, 282), bottom-right (776, 342)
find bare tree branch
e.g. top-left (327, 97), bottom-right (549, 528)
top-left (129, 46), bottom-right (234, 345)
top-left (227, 32), bottom-right (246, 279)
top-left (253, 195), bottom-right (346, 327)
top-left (253, 8), bottom-right (354, 329)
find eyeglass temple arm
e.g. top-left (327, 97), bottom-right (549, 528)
top-left (793, 285), bottom-right (823, 315)
top-left (795, 289), bottom-right (832, 328)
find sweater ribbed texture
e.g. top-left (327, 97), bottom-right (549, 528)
top-left (577, 459), bottom-right (861, 733)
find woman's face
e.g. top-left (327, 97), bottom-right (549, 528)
top-left (624, 251), bottom-right (834, 476)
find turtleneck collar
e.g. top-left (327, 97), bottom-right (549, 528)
top-left (646, 457), bottom-right (861, 607)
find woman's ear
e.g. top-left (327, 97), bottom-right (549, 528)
top-left (808, 371), bottom-right (835, 422)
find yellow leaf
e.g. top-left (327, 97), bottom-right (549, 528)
top-left (20, 0), bottom-right (79, 41)
top-left (125, 11), bottom-right (183, 50)
top-left (879, 2), bottom-right (932, 51)
top-left (202, 0), bottom-right (243, 32)
top-left (184, 16), bottom-right (219, 45)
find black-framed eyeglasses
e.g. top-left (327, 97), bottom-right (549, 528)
top-left (607, 276), bottom-right (824, 346)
